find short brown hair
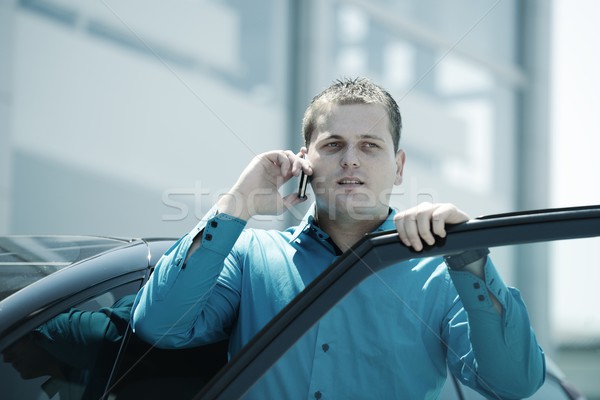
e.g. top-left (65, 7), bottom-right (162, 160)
top-left (302, 77), bottom-right (402, 152)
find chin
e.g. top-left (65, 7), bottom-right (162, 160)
top-left (335, 198), bottom-right (388, 220)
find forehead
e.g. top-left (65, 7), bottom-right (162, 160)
top-left (312, 103), bottom-right (392, 142)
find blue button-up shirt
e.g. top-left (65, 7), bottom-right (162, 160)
top-left (132, 206), bottom-right (545, 399)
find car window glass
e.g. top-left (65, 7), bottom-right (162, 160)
top-left (239, 240), bottom-right (589, 400)
top-left (551, 237), bottom-right (600, 342)
top-left (107, 338), bottom-right (229, 400)
top-left (0, 282), bottom-right (140, 400)
top-left (0, 236), bottom-right (131, 301)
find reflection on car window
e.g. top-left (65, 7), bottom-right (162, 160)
top-left (243, 257), bottom-right (462, 399)
top-left (0, 282), bottom-right (139, 400)
top-left (0, 278), bottom-right (229, 400)
top-left (244, 242), bottom-right (580, 400)
top-left (0, 236), bottom-right (129, 301)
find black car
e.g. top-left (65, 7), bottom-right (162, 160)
top-left (1, 205), bottom-right (596, 399)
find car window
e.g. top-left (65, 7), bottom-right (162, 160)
top-left (107, 338), bottom-right (229, 399)
top-left (237, 240), bottom-right (586, 400)
top-left (0, 282), bottom-right (139, 400)
top-left (0, 236), bottom-right (130, 301)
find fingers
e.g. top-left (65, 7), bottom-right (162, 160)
top-left (296, 146), bottom-right (307, 158)
top-left (396, 203), bottom-right (433, 251)
top-left (430, 203), bottom-right (468, 237)
top-left (292, 147), bottom-right (312, 177)
top-left (256, 148), bottom-right (313, 198)
top-left (431, 204), bottom-right (451, 239)
top-left (416, 209), bottom-right (437, 247)
top-left (269, 150), bottom-right (312, 179)
top-left (395, 202), bottom-right (469, 251)
top-left (277, 151), bottom-right (295, 178)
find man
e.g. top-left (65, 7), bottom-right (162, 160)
top-left (132, 77), bottom-right (545, 398)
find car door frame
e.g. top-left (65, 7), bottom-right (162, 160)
top-left (194, 205), bottom-right (600, 399)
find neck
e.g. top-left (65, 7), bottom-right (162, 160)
top-left (315, 208), bottom-right (388, 252)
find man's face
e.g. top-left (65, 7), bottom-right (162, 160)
top-left (306, 103), bottom-right (405, 220)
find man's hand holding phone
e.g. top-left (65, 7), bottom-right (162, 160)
top-left (216, 148), bottom-right (311, 221)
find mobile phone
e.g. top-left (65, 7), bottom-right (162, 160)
top-left (298, 169), bottom-right (309, 199)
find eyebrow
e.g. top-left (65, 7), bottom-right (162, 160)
top-left (358, 134), bottom-right (386, 141)
top-left (319, 134), bottom-right (386, 141)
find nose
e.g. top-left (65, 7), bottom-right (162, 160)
top-left (340, 146), bottom-right (360, 168)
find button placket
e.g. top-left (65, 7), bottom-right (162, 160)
top-left (309, 323), bottom-right (333, 400)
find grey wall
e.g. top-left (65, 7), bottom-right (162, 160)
top-left (0, 0), bottom-right (16, 234)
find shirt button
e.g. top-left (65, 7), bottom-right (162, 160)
top-left (478, 294), bottom-right (485, 301)
top-left (205, 233), bottom-right (213, 241)
top-left (321, 343), bottom-right (329, 352)
top-left (210, 220), bottom-right (218, 228)
top-left (314, 391), bottom-right (322, 399)
top-left (473, 282), bottom-right (481, 289)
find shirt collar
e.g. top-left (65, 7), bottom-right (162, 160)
top-left (289, 203), bottom-right (397, 243)
top-left (289, 204), bottom-right (323, 243)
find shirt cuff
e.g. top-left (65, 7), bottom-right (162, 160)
top-left (448, 257), bottom-right (509, 312)
top-left (188, 205), bottom-right (247, 257)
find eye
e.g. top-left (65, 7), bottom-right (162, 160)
top-left (325, 142), bottom-right (342, 148)
top-left (363, 142), bottom-right (379, 148)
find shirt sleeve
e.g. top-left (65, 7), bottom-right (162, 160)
top-left (131, 206), bottom-right (247, 349)
top-left (32, 295), bottom-right (135, 368)
top-left (445, 257), bottom-right (546, 399)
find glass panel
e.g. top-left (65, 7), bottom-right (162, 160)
top-left (0, 282), bottom-right (139, 400)
top-left (0, 236), bottom-right (129, 301)
top-left (551, 237), bottom-right (600, 343)
top-left (108, 338), bottom-right (229, 399)
top-left (242, 240), bottom-right (588, 399)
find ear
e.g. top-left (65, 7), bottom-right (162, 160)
top-left (394, 150), bottom-right (406, 186)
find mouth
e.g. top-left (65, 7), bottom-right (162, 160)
top-left (337, 177), bottom-right (364, 185)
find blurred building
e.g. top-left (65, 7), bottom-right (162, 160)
top-left (1, 0), bottom-right (598, 397)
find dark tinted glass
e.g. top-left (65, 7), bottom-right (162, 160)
top-left (0, 282), bottom-right (139, 400)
